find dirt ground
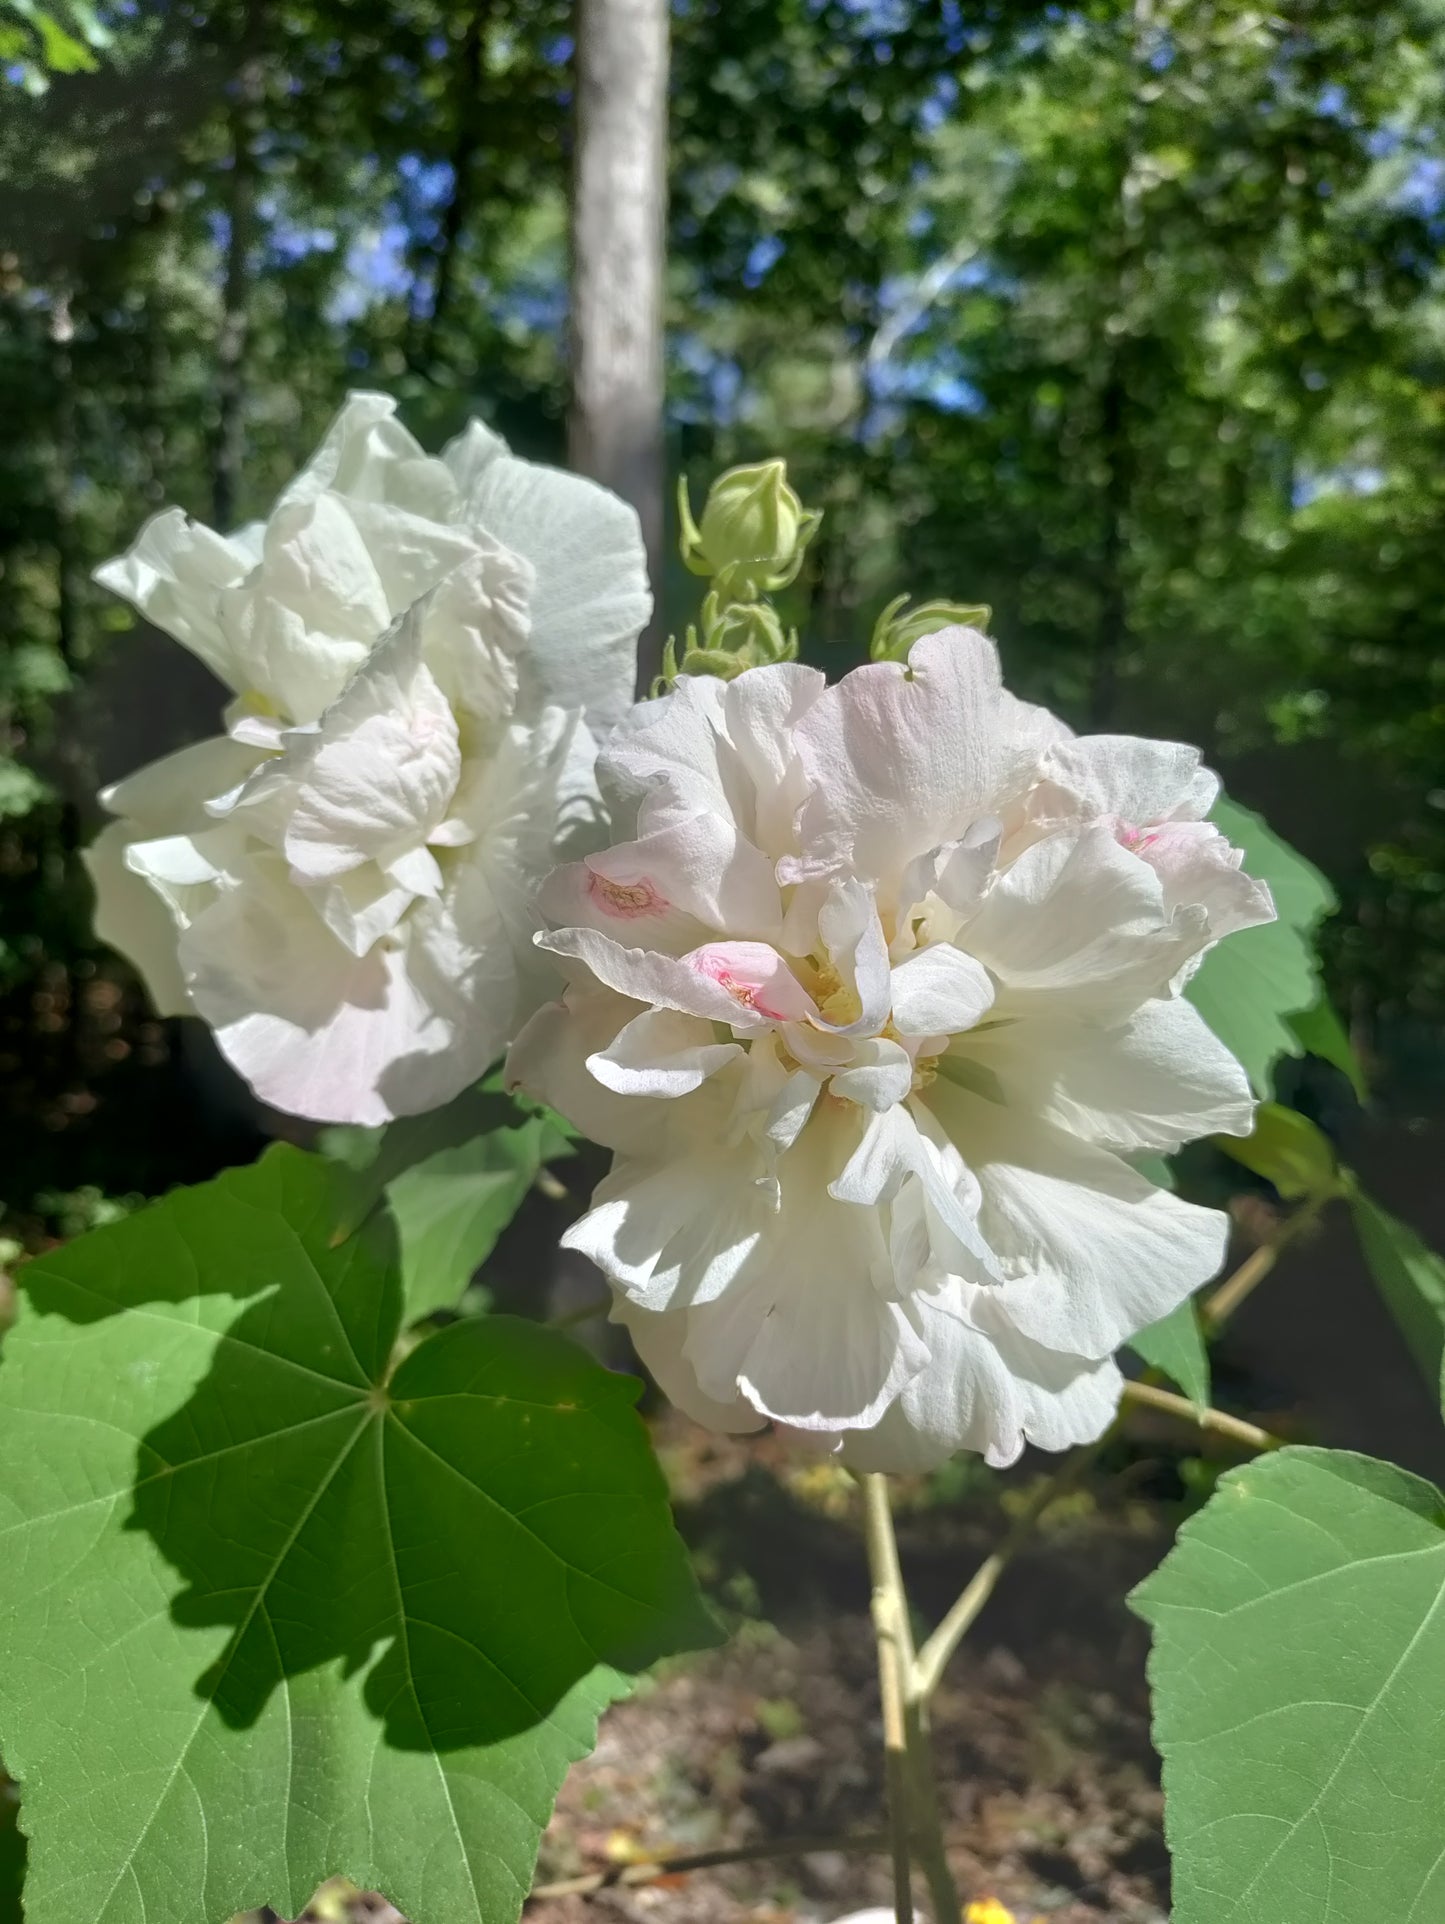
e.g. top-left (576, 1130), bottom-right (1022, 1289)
top-left (528, 1438), bottom-right (1173, 1924)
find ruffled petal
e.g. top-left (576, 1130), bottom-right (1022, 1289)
top-left (831, 1100), bottom-right (998, 1280)
top-left (100, 735), bottom-right (265, 833)
top-left (1033, 734), bottom-right (1218, 831)
top-left (276, 390), bottom-right (458, 521)
top-left (588, 1006), bottom-right (741, 1098)
top-left (828, 1036), bottom-right (915, 1110)
top-left (790, 628), bottom-right (1044, 898)
top-left (541, 812), bottom-right (784, 951)
top-left (562, 1130), bottom-right (770, 1312)
top-left (539, 925), bottom-right (778, 1033)
top-left (507, 984), bottom-right (692, 1158)
top-left (93, 508), bottom-right (253, 692)
top-left (888, 942), bottom-right (994, 1036)
top-left (840, 1282), bottom-right (1122, 1471)
top-left (967, 991), bottom-right (1255, 1153)
top-left (442, 418), bottom-right (649, 734)
top-left (611, 1298), bottom-right (766, 1436)
top-left (929, 1081), bottom-right (1229, 1359)
top-left (83, 821), bottom-right (193, 1018)
top-left (963, 823), bottom-right (1206, 1007)
top-left (258, 615), bottom-right (462, 882)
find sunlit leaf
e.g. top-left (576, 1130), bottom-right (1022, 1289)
top-left (0, 1146), bottom-right (715, 1924)
top-left (380, 1120), bottom-right (561, 1321)
top-left (323, 1084), bottom-right (574, 1321)
top-left (1185, 799), bottom-right (1335, 1097)
top-left (1133, 1447), bottom-right (1445, 1923)
top-left (1349, 1187), bottom-right (1445, 1410)
top-left (1214, 1101), bottom-right (1338, 1201)
top-left (1128, 1296), bottom-right (1210, 1408)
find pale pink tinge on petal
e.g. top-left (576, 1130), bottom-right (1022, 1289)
top-left (684, 940), bottom-right (819, 1024)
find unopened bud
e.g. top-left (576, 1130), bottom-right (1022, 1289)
top-left (678, 459), bottom-right (821, 598)
top-left (870, 594), bottom-right (991, 664)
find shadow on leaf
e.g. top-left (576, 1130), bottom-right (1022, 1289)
top-left (24, 1144), bottom-right (715, 1756)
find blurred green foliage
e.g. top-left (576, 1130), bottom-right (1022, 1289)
top-left (3, 0), bottom-right (1445, 1226)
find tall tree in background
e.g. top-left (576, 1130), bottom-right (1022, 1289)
top-left (212, 0), bottom-right (265, 529)
top-left (569, 0), bottom-right (668, 688)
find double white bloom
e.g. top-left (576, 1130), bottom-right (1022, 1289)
top-left (507, 631), bottom-right (1272, 1469)
top-left (90, 401), bottom-right (1271, 1469)
top-left (87, 393), bottom-right (649, 1124)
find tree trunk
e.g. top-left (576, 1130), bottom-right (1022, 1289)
top-left (1089, 361), bottom-right (1132, 729)
top-left (408, 5), bottom-right (491, 378)
top-left (212, 7), bottom-right (265, 530)
top-left (49, 290), bottom-right (78, 675)
top-left (568, 0), bottom-right (669, 691)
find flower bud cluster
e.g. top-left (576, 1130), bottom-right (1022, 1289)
top-left (661, 459), bottom-right (821, 688)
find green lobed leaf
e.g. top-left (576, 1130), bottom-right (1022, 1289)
top-left (1185, 798), bottom-right (1335, 1097)
top-left (320, 1081), bottom-right (522, 1217)
top-left (1349, 1187), bottom-right (1445, 1410)
top-left (1286, 996), bottom-right (1368, 1103)
top-left (323, 1084), bottom-right (574, 1322)
top-left (385, 1121), bottom-right (562, 1321)
top-left (1128, 1296), bottom-right (1210, 1408)
top-left (0, 1145), bottom-right (716, 1924)
top-left (1123, 1156), bottom-right (1211, 1405)
top-left (1131, 1447), bottom-right (1445, 1924)
top-left (1214, 1101), bottom-right (1338, 1202)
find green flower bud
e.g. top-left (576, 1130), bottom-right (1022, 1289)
top-left (678, 459), bottom-right (821, 598)
top-left (702, 595), bottom-right (797, 666)
top-left (652, 594), bottom-right (799, 694)
top-left (870, 594), bottom-right (992, 664)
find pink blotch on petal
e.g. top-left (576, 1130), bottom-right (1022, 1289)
top-left (586, 865), bottom-right (670, 919)
top-left (684, 940), bottom-right (819, 1023)
top-left (1114, 817), bottom-right (1243, 874)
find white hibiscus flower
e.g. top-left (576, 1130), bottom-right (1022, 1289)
top-left (86, 392), bottom-right (649, 1124)
top-left (507, 628), bottom-right (1273, 1470)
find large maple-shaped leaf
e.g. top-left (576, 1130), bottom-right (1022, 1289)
top-left (0, 1146), bottom-right (715, 1924)
top-left (1132, 1447), bottom-right (1445, 1923)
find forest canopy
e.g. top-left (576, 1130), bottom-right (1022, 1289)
top-left (2, 0), bottom-right (1444, 1200)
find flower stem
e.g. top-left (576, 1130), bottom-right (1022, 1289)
top-left (859, 1473), bottom-right (962, 1922)
top-left (860, 1473), bottom-right (916, 1924)
top-left (901, 1697), bottom-right (960, 1924)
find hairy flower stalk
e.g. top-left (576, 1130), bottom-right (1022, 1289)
top-left (86, 392), bottom-right (649, 1124)
top-left (508, 629), bottom-right (1273, 1469)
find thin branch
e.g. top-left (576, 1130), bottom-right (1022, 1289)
top-left (527, 1828), bottom-right (891, 1900)
top-left (912, 1437), bottom-right (1102, 1703)
top-left (859, 1473), bottom-right (916, 1924)
top-left (912, 1549), bottom-right (1006, 1708)
top-left (1120, 1378), bottom-right (1279, 1452)
top-left (864, 232), bottom-right (981, 377)
top-left (1201, 1189), bottom-right (1334, 1331)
